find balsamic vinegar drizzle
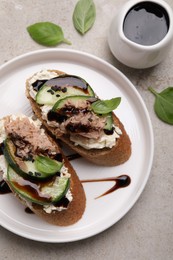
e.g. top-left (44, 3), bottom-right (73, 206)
top-left (81, 175), bottom-right (131, 199)
top-left (25, 207), bottom-right (34, 214)
top-left (0, 175), bottom-right (131, 215)
top-left (65, 153), bottom-right (131, 196)
top-left (0, 143), bottom-right (4, 155)
top-left (0, 175), bottom-right (131, 198)
top-left (32, 75), bottom-right (90, 93)
top-left (67, 153), bottom-right (81, 161)
top-left (32, 79), bottom-right (47, 91)
top-left (0, 180), bottom-right (11, 194)
top-left (0, 153), bottom-right (131, 211)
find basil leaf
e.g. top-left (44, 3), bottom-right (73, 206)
top-left (148, 86), bottom-right (173, 124)
top-left (91, 97), bottom-right (121, 114)
top-left (27, 22), bottom-right (71, 46)
top-left (73, 0), bottom-right (96, 35)
top-left (35, 156), bottom-right (63, 174)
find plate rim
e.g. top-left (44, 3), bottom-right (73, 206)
top-left (0, 48), bottom-right (154, 243)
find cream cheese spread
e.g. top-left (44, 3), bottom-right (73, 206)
top-left (70, 127), bottom-right (121, 149)
top-left (43, 165), bottom-right (73, 213)
top-left (28, 70), bottom-right (58, 99)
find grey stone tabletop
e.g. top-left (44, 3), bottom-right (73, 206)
top-left (0, 0), bottom-right (173, 259)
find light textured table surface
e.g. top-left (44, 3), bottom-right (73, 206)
top-left (0, 0), bottom-right (173, 259)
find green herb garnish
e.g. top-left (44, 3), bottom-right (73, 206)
top-left (35, 156), bottom-right (63, 175)
top-left (91, 97), bottom-right (121, 114)
top-left (27, 22), bottom-right (71, 46)
top-left (73, 0), bottom-right (96, 35)
top-left (149, 86), bottom-right (173, 124)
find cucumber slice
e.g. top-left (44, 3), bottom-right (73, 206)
top-left (52, 96), bottom-right (114, 132)
top-left (41, 176), bottom-right (70, 203)
top-left (7, 166), bottom-right (70, 205)
top-left (104, 113), bottom-right (113, 131)
top-left (35, 75), bottom-right (95, 105)
top-left (3, 139), bottom-right (62, 181)
top-left (52, 95), bottom-right (94, 112)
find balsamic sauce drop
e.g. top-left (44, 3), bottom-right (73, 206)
top-left (0, 143), bottom-right (4, 155)
top-left (0, 180), bottom-right (11, 194)
top-left (47, 110), bottom-right (67, 123)
top-left (32, 79), bottom-right (47, 91)
top-left (25, 207), bottom-right (34, 214)
top-left (123, 2), bottom-right (169, 46)
top-left (67, 153), bottom-right (81, 161)
top-left (32, 75), bottom-right (90, 93)
top-left (46, 76), bottom-right (89, 93)
top-left (81, 175), bottom-right (131, 199)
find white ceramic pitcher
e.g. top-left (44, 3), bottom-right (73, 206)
top-left (108, 0), bottom-right (173, 69)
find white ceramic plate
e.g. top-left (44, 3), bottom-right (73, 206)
top-left (0, 49), bottom-right (154, 243)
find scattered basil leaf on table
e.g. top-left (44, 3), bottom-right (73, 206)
top-left (73, 0), bottom-right (96, 35)
top-left (91, 97), bottom-right (121, 114)
top-left (27, 22), bottom-right (71, 46)
top-left (35, 155), bottom-right (63, 174)
top-left (148, 86), bottom-right (173, 124)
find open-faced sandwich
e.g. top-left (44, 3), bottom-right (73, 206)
top-left (26, 70), bottom-right (131, 166)
top-left (0, 114), bottom-right (86, 226)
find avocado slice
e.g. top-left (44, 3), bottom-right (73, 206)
top-left (35, 75), bottom-right (95, 105)
top-left (3, 139), bottom-right (63, 181)
top-left (7, 166), bottom-right (70, 205)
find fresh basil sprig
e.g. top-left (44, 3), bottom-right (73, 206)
top-left (27, 22), bottom-right (71, 46)
top-left (73, 0), bottom-right (96, 35)
top-left (148, 86), bottom-right (173, 124)
top-left (91, 97), bottom-right (121, 114)
top-left (35, 156), bottom-right (63, 175)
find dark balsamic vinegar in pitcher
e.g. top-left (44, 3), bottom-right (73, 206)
top-left (123, 1), bottom-right (169, 46)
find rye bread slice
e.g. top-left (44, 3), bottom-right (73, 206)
top-left (26, 70), bottom-right (131, 166)
top-left (1, 115), bottom-right (86, 226)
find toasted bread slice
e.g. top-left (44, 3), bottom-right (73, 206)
top-left (26, 70), bottom-right (131, 166)
top-left (0, 115), bottom-right (86, 226)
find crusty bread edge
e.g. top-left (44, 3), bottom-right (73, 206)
top-left (26, 70), bottom-right (131, 166)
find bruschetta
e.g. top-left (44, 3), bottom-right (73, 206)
top-left (26, 70), bottom-right (131, 166)
top-left (0, 114), bottom-right (86, 226)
